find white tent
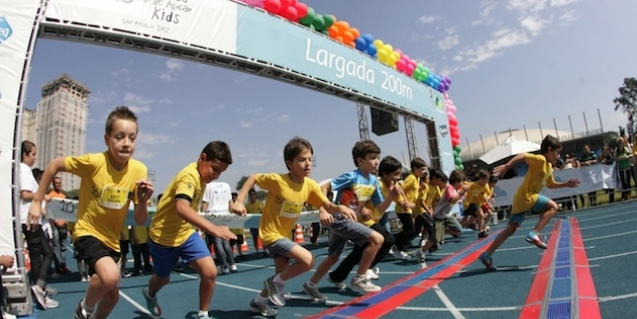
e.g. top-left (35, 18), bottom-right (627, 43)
top-left (479, 136), bottom-right (541, 165)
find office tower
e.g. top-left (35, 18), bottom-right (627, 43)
top-left (35, 74), bottom-right (90, 191)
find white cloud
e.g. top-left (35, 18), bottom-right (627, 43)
top-left (278, 114), bottom-right (290, 123)
top-left (123, 92), bottom-right (154, 113)
top-left (461, 28), bottom-right (531, 65)
top-left (507, 0), bottom-right (546, 13)
top-left (418, 15), bottom-right (439, 24)
top-left (241, 121), bottom-right (254, 128)
top-left (559, 10), bottom-right (577, 24)
top-left (111, 68), bottom-right (132, 83)
top-left (550, 0), bottom-right (579, 7)
top-left (137, 132), bottom-right (177, 145)
top-left (133, 149), bottom-right (159, 160)
top-left (437, 29), bottom-right (460, 51)
top-left (520, 15), bottom-right (549, 36)
top-left (472, 1), bottom-right (498, 26)
top-left (248, 160), bottom-right (267, 167)
top-left (128, 105), bottom-right (152, 113)
top-left (157, 59), bottom-right (184, 82)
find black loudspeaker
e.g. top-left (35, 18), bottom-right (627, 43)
top-left (371, 108), bottom-right (399, 136)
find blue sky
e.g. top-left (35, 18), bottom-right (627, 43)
top-left (25, 0), bottom-right (637, 193)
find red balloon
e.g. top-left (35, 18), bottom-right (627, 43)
top-left (295, 2), bottom-right (308, 19)
top-left (451, 137), bottom-right (460, 146)
top-left (264, 0), bottom-right (281, 13)
top-left (280, 0), bottom-right (293, 8)
top-left (448, 117), bottom-right (458, 126)
top-left (282, 5), bottom-right (298, 20)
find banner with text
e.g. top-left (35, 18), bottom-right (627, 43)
top-left (492, 164), bottom-right (617, 208)
top-left (46, 198), bottom-right (321, 228)
top-left (0, 0), bottom-right (41, 255)
top-left (432, 91), bottom-right (455, 176)
top-left (235, 5), bottom-right (436, 120)
top-left (44, 0), bottom-right (238, 53)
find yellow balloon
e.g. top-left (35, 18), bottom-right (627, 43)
top-left (383, 44), bottom-right (393, 52)
top-left (391, 51), bottom-right (401, 62)
top-left (377, 50), bottom-right (388, 62)
top-left (373, 39), bottom-right (384, 49)
top-left (389, 54), bottom-right (398, 65)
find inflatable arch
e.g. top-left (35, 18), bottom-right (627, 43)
top-left (0, 0), bottom-right (455, 297)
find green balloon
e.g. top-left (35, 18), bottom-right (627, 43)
top-left (323, 14), bottom-right (335, 28)
top-left (299, 7), bottom-right (315, 26)
top-left (320, 28), bottom-right (329, 35)
top-left (455, 157), bottom-right (462, 165)
top-left (454, 146), bottom-right (462, 153)
top-left (312, 14), bottom-right (325, 31)
top-left (458, 164), bottom-right (464, 170)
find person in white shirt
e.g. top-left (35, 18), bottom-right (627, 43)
top-left (201, 181), bottom-right (237, 274)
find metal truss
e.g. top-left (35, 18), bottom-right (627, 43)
top-left (356, 103), bottom-right (370, 141)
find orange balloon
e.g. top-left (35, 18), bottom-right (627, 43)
top-left (328, 25), bottom-right (340, 38)
top-left (334, 20), bottom-right (350, 33)
top-left (335, 36), bottom-right (343, 43)
top-left (342, 30), bottom-right (354, 43)
top-left (347, 41), bottom-right (355, 48)
top-left (349, 27), bottom-right (360, 40)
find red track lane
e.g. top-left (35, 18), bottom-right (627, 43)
top-left (519, 219), bottom-right (562, 319)
top-left (307, 230), bottom-right (501, 319)
top-left (354, 248), bottom-right (488, 319)
top-left (570, 218), bottom-right (602, 318)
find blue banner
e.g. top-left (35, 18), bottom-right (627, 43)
top-left (236, 6), bottom-right (436, 120)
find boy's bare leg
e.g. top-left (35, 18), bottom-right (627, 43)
top-left (355, 232), bottom-right (382, 276)
top-left (189, 256), bottom-right (218, 312)
top-left (533, 201), bottom-right (559, 233)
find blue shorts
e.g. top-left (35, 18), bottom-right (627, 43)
top-left (149, 232), bottom-right (211, 278)
top-left (508, 195), bottom-right (550, 226)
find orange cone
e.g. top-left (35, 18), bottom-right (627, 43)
top-left (256, 236), bottom-right (264, 250)
top-left (294, 224), bottom-right (305, 243)
top-left (241, 237), bottom-right (250, 252)
top-left (23, 248), bottom-right (31, 271)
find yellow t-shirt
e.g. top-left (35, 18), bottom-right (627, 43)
top-left (512, 154), bottom-right (555, 214)
top-left (256, 173), bottom-right (327, 246)
top-left (246, 201), bottom-right (263, 214)
top-left (66, 152), bottom-right (147, 252)
top-left (132, 226), bottom-right (149, 244)
top-left (414, 183), bottom-right (429, 216)
top-left (361, 179), bottom-right (400, 227)
top-left (149, 162), bottom-right (203, 247)
top-left (425, 183), bottom-right (442, 208)
top-left (120, 225), bottom-right (130, 241)
top-left (396, 173), bottom-right (419, 214)
top-left (463, 182), bottom-right (490, 208)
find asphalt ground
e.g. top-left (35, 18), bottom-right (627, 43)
top-left (32, 200), bottom-right (637, 319)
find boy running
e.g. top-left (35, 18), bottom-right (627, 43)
top-left (232, 137), bottom-right (356, 317)
top-left (142, 141), bottom-right (237, 319)
top-left (28, 106), bottom-right (154, 319)
top-left (479, 135), bottom-right (579, 271)
top-left (305, 140), bottom-right (399, 297)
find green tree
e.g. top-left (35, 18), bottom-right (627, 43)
top-left (65, 188), bottom-right (80, 199)
top-left (613, 77), bottom-right (637, 132)
top-left (236, 175), bottom-right (249, 192)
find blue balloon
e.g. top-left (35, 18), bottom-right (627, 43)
top-left (366, 45), bottom-right (377, 58)
top-left (361, 33), bottom-right (374, 46)
top-left (355, 37), bottom-right (367, 51)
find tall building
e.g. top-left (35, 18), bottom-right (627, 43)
top-left (35, 74), bottom-right (90, 191)
top-left (20, 107), bottom-right (36, 143)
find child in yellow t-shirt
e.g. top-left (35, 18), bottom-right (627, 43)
top-left (479, 135), bottom-right (580, 271)
top-left (481, 177), bottom-right (498, 231)
top-left (231, 137), bottom-right (357, 316)
top-left (143, 141), bottom-right (236, 319)
top-left (393, 157), bottom-right (427, 259)
top-left (29, 106), bottom-right (154, 319)
top-left (131, 224), bottom-right (152, 275)
top-left (462, 169), bottom-right (491, 239)
top-left (245, 189), bottom-right (265, 255)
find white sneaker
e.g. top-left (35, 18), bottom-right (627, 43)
top-left (2, 311), bottom-right (17, 319)
top-left (393, 250), bottom-right (412, 260)
top-left (44, 296), bottom-right (59, 309)
top-left (366, 269), bottom-right (379, 280)
top-left (31, 285), bottom-right (47, 309)
top-left (417, 251), bottom-right (427, 267)
top-left (222, 266), bottom-right (230, 274)
top-left (327, 275), bottom-right (347, 290)
top-left (388, 248), bottom-right (394, 255)
top-left (230, 264), bottom-right (238, 273)
top-left (350, 275), bottom-right (381, 293)
top-left (80, 276), bottom-right (88, 282)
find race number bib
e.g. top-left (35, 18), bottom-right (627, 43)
top-left (279, 200), bottom-right (303, 218)
top-left (355, 185), bottom-right (376, 202)
top-left (99, 186), bottom-right (130, 210)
